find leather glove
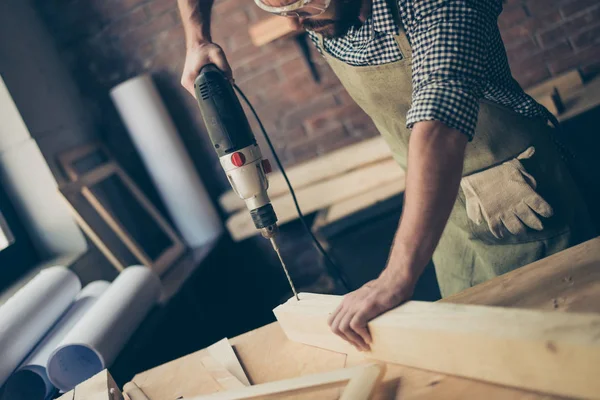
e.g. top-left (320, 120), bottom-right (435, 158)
top-left (460, 147), bottom-right (554, 238)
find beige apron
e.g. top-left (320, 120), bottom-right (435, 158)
top-left (317, 21), bottom-right (594, 296)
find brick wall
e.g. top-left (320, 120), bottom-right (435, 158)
top-left (501, 0), bottom-right (600, 88)
top-left (34, 0), bottom-right (600, 202)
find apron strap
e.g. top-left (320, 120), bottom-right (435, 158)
top-left (387, 0), bottom-right (412, 58)
top-left (394, 24), bottom-right (412, 59)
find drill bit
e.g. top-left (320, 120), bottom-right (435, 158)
top-left (270, 237), bottom-right (299, 301)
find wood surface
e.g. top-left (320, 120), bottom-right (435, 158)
top-left (558, 74), bottom-right (600, 121)
top-left (443, 236), bottom-right (600, 312)
top-left (187, 363), bottom-right (383, 400)
top-left (248, 16), bottom-right (300, 46)
top-left (313, 177), bottom-right (405, 231)
top-left (274, 293), bottom-right (600, 399)
top-left (219, 137), bottom-right (392, 213)
top-left (123, 382), bottom-right (151, 400)
top-left (207, 338), bottom-right (251, 386)
top-left (200, 355), bottom-right (247, 390)
top-left (56, 370), bottom-right (122, 400)
top-left (226, 158), bottom-right (404, 241)
top-left (129, 350), bottom-right (223, 399)
top-left (129, 237), bottom-right (600, 400)
top-left (527, 70), bottom-right (584, 100)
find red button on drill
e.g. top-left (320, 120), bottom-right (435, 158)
top-left (231, 152), bottom-right (246, 167)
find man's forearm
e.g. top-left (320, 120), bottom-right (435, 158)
top-left (177, 0), bottom-right (214, 44)
top-left (383, 121), bottom-right (468, 286)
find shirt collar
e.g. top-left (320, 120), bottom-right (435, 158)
top-left (344, 0), bottom-right (398, 42)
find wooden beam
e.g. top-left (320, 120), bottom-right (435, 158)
top-left (188, 363), bottom-right (384, 400)
top-left (526, 69), bottom-right (584, 100)
top-left (274, 293), bottom-right (600, 399)
top-left (200, 356), bottom-right (246, 391)
top-left (56, 370), bottom-right (122, 400)
top-left (207, 338), bottom-right (251, 386)
top-left (219, 137), bottom-right (392, 213)
top-left (225, 158), bottom-right (404, 241)
top-left (316, 176), bottom-right (405, 229)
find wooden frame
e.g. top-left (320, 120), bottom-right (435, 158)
top-left (189, 363), bottom-right (384, 400)
top-left (274, 293), bottom-right (600, 399)
top-left (59, 144), bottom-right (185, 275)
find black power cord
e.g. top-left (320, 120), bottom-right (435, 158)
top-left (233, 84), bottom-right (350, 292)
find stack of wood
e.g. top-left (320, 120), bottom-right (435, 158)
top-left (220, 137), bottom-right (406, 241)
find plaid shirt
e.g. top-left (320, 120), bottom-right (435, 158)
top-left (308, 0), bottom-right (548, 139)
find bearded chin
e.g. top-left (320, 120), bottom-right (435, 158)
top-left (305, 0), bottom-right (363, 38)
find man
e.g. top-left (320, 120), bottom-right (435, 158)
top-left (177, 0), bottom-right (593, 352)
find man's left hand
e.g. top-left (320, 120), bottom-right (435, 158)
top-left (327, 272), bottom-right (416, 351)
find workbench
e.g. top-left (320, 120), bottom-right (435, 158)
top-left (127, 237), bottom-right (600, 399)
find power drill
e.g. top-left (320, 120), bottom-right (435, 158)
top-left (194, 64), bottom-right (299, 300)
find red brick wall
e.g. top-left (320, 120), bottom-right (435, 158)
top-left (501, 0), bottom-right (600, 87)
top-left (35, 0), bottom-right (600, 201)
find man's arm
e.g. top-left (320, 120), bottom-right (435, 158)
top-left (328, 121), bottom-right (466, 351)
top-left (327, 3), bottom-right (492, 351)
top-left (177, 0), bottom-right (233, 96)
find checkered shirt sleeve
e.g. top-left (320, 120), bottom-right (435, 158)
top-left (406, 5), bottom-right (495, 139)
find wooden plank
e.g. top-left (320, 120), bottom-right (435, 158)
top-left (248, 16), bottom-right (300, 47)
top-left (129, 237), bottom-right (600, 400)
top-left (123, 382), bottom-right (151, 400)
top-left (188, 363), bottom-right (383, 400)
top-left (274, 293), bottom-right (600, 399)
top-left (60, 370), bottom-right (122, 400)
top-left (443, 236), bottom-right (600, 312)
top-left (200, 355), bottom-right (246, 391)
top-left (318, 176), bottom-right (405, 228)
top-left (527, 69), bottom-right (584, 99)
top-left (558, 74), bottom-right (600, 121)
top-left (226, 158), bottom-right (404, 241)
top-left (207, 338), bottom-right (251, 386)
top-left (219, 137), bottom-right (392, 213)
top-left (130, 351), bottom-right (223, 399)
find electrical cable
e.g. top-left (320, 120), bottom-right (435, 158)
top-left (234, 84), bottom-right (350, 292)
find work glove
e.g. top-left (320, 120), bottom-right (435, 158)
top-left (460, 147), bottom-right (554, 239)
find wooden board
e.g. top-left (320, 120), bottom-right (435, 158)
top-left (226, 158), bottom-right (404, 241)
top-left (128, 237), bottom-right (600, 400)
top-left (219, 137), bottom-right (392, 213)
top-left (526, 70), bottom-right (584, 100)
top-left (207, 338), bottom-right (251, 386)
top-left (558, 74), bottom-right (600, 121)
top-left (314, 177), bottom-right (406, 232)
top-left (129, 350), bottom-right (223, 399)
top-left (200, 355), bottom-right (246, 391)
top-left (57, 370), bottom-right (121, 400)
top-left (248, 16), bottom-right (301, 47)
top-left (274, 293), bottom-right (600, 399)
top-left (443, 235), bottom-right (600, 312)
top-left (188, 363), bottom-right (384, 400)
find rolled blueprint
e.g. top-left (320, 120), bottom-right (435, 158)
top-left (1, 281), bottom-right (109, 400)
top-left (0, 266), bottom-right (81, 388)
top-left (47, 266), bottom-right (162, 392)
top-left (110, 75), bottom-right (222, 247)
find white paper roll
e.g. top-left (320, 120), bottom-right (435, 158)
top-left (47, 266), bottom-right (162, 392)
top-left (110, 75), bottom-right (223, 247)
top-left (0, 266), bottom-right (81, 388)
top-left (1, 281), bottom-right (109, 400)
